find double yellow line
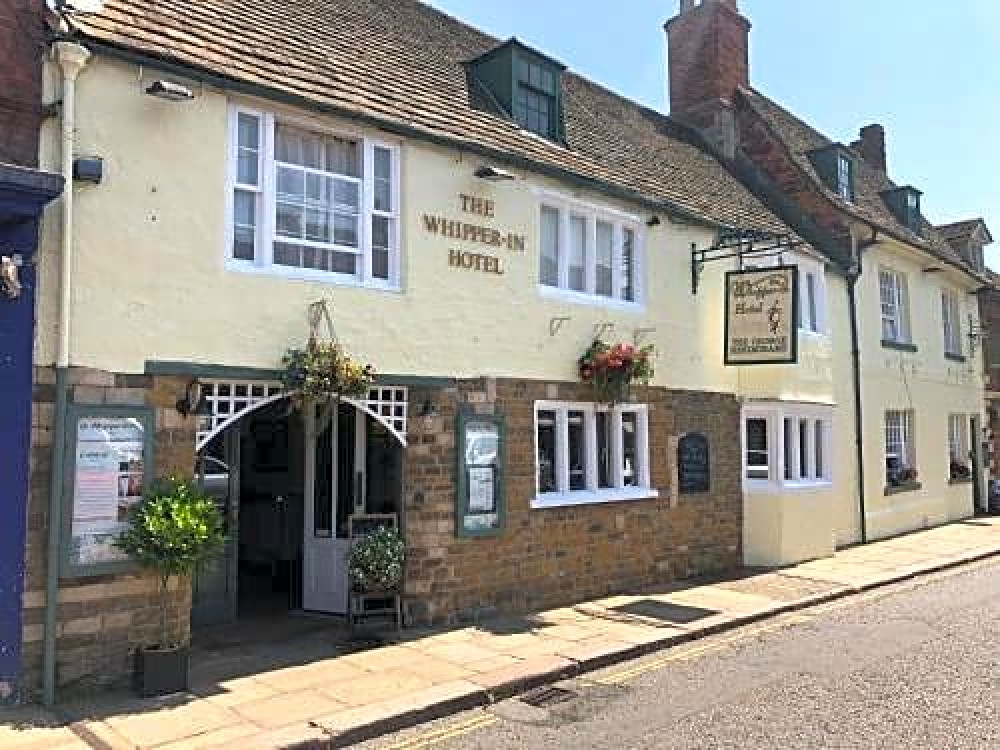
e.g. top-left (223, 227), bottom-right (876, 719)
top-left (382, 712), bottom-right (499, 750)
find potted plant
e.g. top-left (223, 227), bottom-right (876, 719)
top-left (116, 478), bottom-right (225, 697)
top-left (579, 339), bottom-right (655, 404)
top-left (282, 338), bottom-right (376, 406)
top-left (347, 527), bottom-right (406, 594)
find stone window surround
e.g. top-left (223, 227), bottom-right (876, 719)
top-left (532, 400), bottom-right (656, 509)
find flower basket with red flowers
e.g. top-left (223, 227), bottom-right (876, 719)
top-left (578, 339), bottom-right (655, 404)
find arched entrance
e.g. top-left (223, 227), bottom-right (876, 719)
top-left (191, 383), bottom-right (407, 628)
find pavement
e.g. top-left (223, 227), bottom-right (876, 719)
top-left (3, 516), bottom-right (1000, 750)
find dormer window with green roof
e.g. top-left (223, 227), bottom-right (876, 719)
top-left (467, 39), bottom-right (566, 142)
top-left (882, 186), bottom-right (923, 234)
top-left (808, 145), bottom-right (855, 204)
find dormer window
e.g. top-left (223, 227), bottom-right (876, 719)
top-left (882, 186), bottom-right (923, 234)
top-left (468, 39), bottom-right (566, 143)
top-left (808, 145), bottom-right (855, 203)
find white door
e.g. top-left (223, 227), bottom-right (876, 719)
top-left (302, 403), bottom-right (366, 614)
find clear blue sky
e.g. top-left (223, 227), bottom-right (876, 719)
top-left (427, 0), bottom-right (999, 263)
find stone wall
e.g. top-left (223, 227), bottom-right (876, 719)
top-left (402, 378), bottom-right (742, 625)
top-left (21, 367), bottom-right (197, 698)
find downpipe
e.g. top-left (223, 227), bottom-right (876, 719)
top-left (846, 231), bottom-right (867, 545)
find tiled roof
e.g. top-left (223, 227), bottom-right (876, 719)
top-left (936, 219), bottom-right (992, 245)
top-left (738, 87), bottom-right (988, 282)
top-left (60, 0), bottom-right (796, 237)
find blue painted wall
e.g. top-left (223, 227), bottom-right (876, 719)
top-left (0, 172), bottom-right (62, 704)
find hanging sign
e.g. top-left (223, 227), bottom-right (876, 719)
top-left (724, 266), bottom-right (799, 365)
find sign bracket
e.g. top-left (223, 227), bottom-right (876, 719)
top-left (691, 230), bottom-right (806, 295)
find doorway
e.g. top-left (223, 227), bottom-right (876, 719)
top-left (191, 395), bottom-right (404, 628)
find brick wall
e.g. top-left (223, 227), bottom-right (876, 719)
top-left (0, 0), bottom-right (46, 167)
top-left (21, 368), bottom-right (197, 698)
top-left (402, 378), bottom-right (743, 625)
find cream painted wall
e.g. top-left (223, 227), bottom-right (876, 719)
top-left (856, 239), bottom-right (984, 539)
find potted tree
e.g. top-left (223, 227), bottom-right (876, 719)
top-left (116, 478), bottom-right (225, 697)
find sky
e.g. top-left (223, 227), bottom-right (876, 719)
top-left (426, 0), bottom-right (1000, 263)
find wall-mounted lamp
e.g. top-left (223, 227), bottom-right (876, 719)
top-left (176, 379), bottom-right (211, 417)
top-left (474, 165), bottom-right (516, 182)
top-left (921, 266), bottom-right (944, 274)
top-left (145, 79), bottom-right (195, 102)
top-left (419, 399), bottom-right (438, 419)
top-left (646, 215), bottom-right (662, 228)
top-left (73, 156), bottom-right (103, 184)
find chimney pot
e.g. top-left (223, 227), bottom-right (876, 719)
top-left (856, 123), bottom-right (887, 173)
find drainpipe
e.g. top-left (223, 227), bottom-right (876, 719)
top-left (43, 40), bottom-right (91, 707)
top-left (846, 230), bottom-right (867, 545)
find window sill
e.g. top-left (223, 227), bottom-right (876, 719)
top-left (799, 329), bottom-right (830, 340)
top-left (538, 284), bottom-right (644, 312)
top-left (945, 352), bottom-right (967, 363)
top-left (226, 260), bottom-right (401, 292)
top-left (881, 340), bottom-right (917, 353)
top-left (532, 487), bottom-right (659, 509)
top-left (745, 479), bottom-right (833, 493)
top-left (949, 477), bottom-right (973, 486)
top-left (884, 481), bottom-right (922, 496)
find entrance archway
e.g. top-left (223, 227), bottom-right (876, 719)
top-left (191, 384), bottom-right (408, 627)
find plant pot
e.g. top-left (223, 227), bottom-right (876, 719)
top-left (135, 645), bottom-right (189, 697)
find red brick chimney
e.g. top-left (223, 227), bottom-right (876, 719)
top-left (0, 0), bottom-right (47, 167)
top-left (666, 0), bottom-right (750, 115)
top-left (851, 124), bottom-right (887, 174)
top-left (665, 0), bottom-right (751, 158)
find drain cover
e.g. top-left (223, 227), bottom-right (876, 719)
top-left (519, 686), bottom-right (576, 708)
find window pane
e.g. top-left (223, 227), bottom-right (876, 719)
top-left (804, 273), bottom-right (818, 331)
top-left (540, 206), bottom-right (559, 286)
top-left (233, 190), bottom-right (256, 260)
top-left (374, 146), bottom-right (392, 212)
top-left (276, 201), bottom-right (304, 238)
top-left (276, 123), bottom-right (359, 176)
top-left (596, 411), bottom-right (612, 489)
top-left (333, 212), bottom-right (359, 247)
top-left (238, 113), bottom-right (260, 150)
top-left (746, 417), bottom-right (769, 479)
top-left (372, 215), bottom-right (391, 280)
top-left (237, 149), bottom-right (258, 186)
top-left (799, 419), bottom-right (809, 480)
top-left (569, 216), bottom-right (586, 292)
top-left (596, 221), bottom-right (613, 297)
top-left (277, 166), bottom-right (305, 201)
top-left (622, 412), bottom-right (638, 487)
top-left (815, 421), bottom-right (824, 478)
top-left (621, 228), bottom-right (635, 301)
top-left (537, 410), bottom-right (557, 493)
top-left (568, 410), bottom-right (586, 490)
top-left (305, 208), bottom-right (330, 243)
top-left (783, 417), bottom-right (794, 480)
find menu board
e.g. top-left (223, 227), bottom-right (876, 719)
top-left (456, 414), bottom-right (504, 536)
top-left (69, 416), bottom-right (147, 567)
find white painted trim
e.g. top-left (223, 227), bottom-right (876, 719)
top-left (538, 284), bottom-right (645, 313)
top-left (223, 259), bottom-right (402, 292)
top-left (741, 402), bottom-right (834, 489)
top-left (532, 487), bottom-right (659, 509)
top-left (531, 186), bottom-right (643, 224)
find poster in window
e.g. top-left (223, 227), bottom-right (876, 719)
top-left (69, 416), bottom-right (147, 567)
top-left (455, 414), bottom-right (505, 537)
top-left (724, 266), bottom-right (799, 365)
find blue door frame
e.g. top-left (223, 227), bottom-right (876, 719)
top-left (0, 164), bottom-right (63, 704)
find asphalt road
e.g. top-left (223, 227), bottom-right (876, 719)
top-left (362, 558), bottom-right (1000, 749)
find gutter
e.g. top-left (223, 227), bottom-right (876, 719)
top-left (43, 40), bottom-right (91, 707)
top-left (74, 37), bottom-right (719, 233)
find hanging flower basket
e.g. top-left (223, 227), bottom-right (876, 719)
top-left (282, 339), bottom-right (376, 406)
top-left (579, 339), bottom-right (655, 404)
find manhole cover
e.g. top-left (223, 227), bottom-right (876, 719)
top-left (519, 686), bottom-right (576, 708)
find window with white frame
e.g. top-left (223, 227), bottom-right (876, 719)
top-left (879, 268), bottom-right (910, 344)
top-left (885, 409), bottom-right (916, 487)
top-left (746, 255), bottom-right (826, 336)
top-left (941, 290), bottom-right (963, 357)
top-left (534, 402), bottom-right (654, 507)
top-left (229, 108), bottom-right (399, 286)
top-left (538, 197), bottom-right (642, 305)
top-left (742, 405), bottom-right (832, 488)
top-left (948, 414), bottom-right (971, 480)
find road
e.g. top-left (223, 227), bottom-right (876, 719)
top-left (362, 558), bottom-right (1000, 749)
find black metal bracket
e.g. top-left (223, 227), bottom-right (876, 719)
top-left (691, 229), bottom-right (807, 294)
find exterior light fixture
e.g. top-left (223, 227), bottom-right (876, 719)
top-left (145, 80), bottom-right (195, 102)
top-left (474, 165), bottom-right (516, 181)
top-left (646, 215), bottom-right (662, 227)
top-left (176, 379), bottom-right (211, 417)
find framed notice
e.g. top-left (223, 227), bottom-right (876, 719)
top-left (724, 266), bottom-right (799, 365)
top-left (62, 405), bottom-right (153, 577)
top-left (455, 412), bottom-right (505, 538)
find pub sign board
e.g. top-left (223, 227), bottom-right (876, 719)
top-left (724, 266), bottom-right (799, 365)
top-left (678, 432), bottom-right (711, 494)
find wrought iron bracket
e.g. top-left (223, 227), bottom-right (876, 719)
top-left (690, 229), bottom-right (806, 295)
